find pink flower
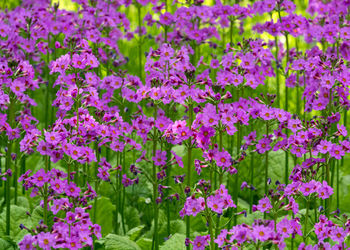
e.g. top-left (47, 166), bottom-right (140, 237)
top-left (32, 169), bottom-right (49, 187)
top-left (256, 137), bottom-right (271, 154)
top-left (317, 140), bottom-right (332, 154)
top-left (251, 225), bottom-right (273, 242)
top-left (66, 183), bottom-right (81, 197)
top-left (330, 144), bottom-right (345, 160)
top-left (192, 235), bottom-right (210, 250)
top-left (257, 196), bottom-right (272, 213)
top-left (19, 234), bottom-right (34, 250)
top-left (317, 181), bottom-right (333, 199)
top-left (37, 232), bottom-right (55, 250)
top-left (214, 150), bottom-right (231, 168)
top-left (181, 196), bottom-right (205, 217)
top-left (337, 124), bottom-right (347, 137)
top-left (152, 150), bottom-right (167, 166)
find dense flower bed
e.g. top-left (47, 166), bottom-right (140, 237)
top-left (0, 0), bottom-right (349, 249)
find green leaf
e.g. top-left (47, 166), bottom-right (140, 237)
top-left (0, 205), bottom-right (32, 243)
top-left (125, 206), bottom-right (141, 230)
top-left (127, 225), bottom-right (145, 241)
top-left (0, 237), bottom-right (16, 250)
top-left (16, 196), bottom-right (30, 210)
top-left (31, 205), bottom-right (54, 230)
top-left (160, 233), bottom-right (186, 250)
top-left (89, 197), bottom-right (116, 236)
top-left (104, 234), bottom-right (141, 250)
top-left (136, 237), bottom-right (152, 250)
top-left (237, 211), bottom-right (261, 225)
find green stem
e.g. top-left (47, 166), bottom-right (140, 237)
top-left (5, 98), bottom-right (15, 235)
top-left (121, 150), bottom-right (126, 234)
top-left (45, 33), bottom-right (50, 129)
top-left (274, 35), bottom-right (280, 107)
top-left (186, 103), bottom-right (193, 249)
top-left (215, 130), bottom-right (224, 248)
top-left (152, 105), bottom-right (159, 250)
top-left (115, 152), bottom-right (120, 234)
top-left (264, 122), bottom-right (269, 195)
top-left (229, 18), bottom-right (234, 46)
top-left (304, 200), bottom-right (309, 244)
top-left (13, 144), bottom-right (18, 205)
top-left (43, 155), bottom-right (49, 225)
top-left (5, 139), bottom-right (12, 236)
top-left (93, 143), bottom-right (100, 223)
top-left (166, 147), bottom-right (171, 236)
top-left (137, 5), bottom-right (143, 81)
top-left (325, 155), bottom-right (330, 217)
top-left (249, 153), bottom-right (254, 213)
top-left (205, 197), bottom-right (215, 250)
top-left (336, 160), bottom-right (339, 209)
top-left (264, 122), bottom-right (269, 220)
top-left (234, 122), bottom-right (240, 225)
top-left (21, 155), bottom-right (26, 194)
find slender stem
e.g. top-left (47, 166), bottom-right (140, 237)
top-left (121, 150), bottom-right (126, 234)
top-left (229, 18), bottom-right (234, 46)
top-left (304, 200), bottom-right (309, 244)
top-left (115, 152), bottom-right (120, 234)
top-left (43, 155), bottom-right (49, 225)
top-left (137, 5), bottom-right (142, 81)
top-left (284, 33), bottom-right (290, 186)
top-left (264, 122), bottom-right (269, 195)
top-left (215, 129), bottom-right (224, 249)
top-left (5, 98), bottom-right (15, 235)
top-left (264, 122), bottom-right (269, 220)
top-left (249, 153), bottom-right (254, 213)
top-left (186, 103), bottom-right (193, 249)
top-left (336, 160), bottom-right (339, 209)
top-left (13, 143), bottom-right (18, 205)
top-left (45, 33), bottom-right (50, 129)
top-left (21, 155), bottom-right (26, 194)
top-left (274, 35), bottom-right (280, 107)
top-left (166, 147), bottom-right (171, 236)
top-left (152, 105), bottom-right (159, 250)
top-left (205, 196), bottom-right (215, 250)
top-left (93, 143), bottom-right (100, 223)
top-left (325, 154), bottom-right (330, 217)
top-left (5, 139), bottom-right (12, 236)
top-left (234, 121), bottom-right (240, 225)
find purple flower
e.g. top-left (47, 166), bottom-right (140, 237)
top-left (171, 150), bottom-right (184, 168)
top-left (214, 150), bottom-right (231, 168)
top-left (32, 169), bottom-right (49, 187)
top-left (97, 167), bottom-right (110, 181)
top-left (330, 144), bottom-right (345, 160)
top-left (256, 138), bottom-right (271, 154)
top-left (317, 181), bottom-right (333, 199)
top-left (257, 196), bottom-right (272, 213)
top-left (72, 53), bottom-right (86, 69)
top-left (251, 225), bottom-right (272, 242)
top-left (181, 196), bottom-right (205, 217)
top-left (317, 140), bottom-right (332, 154)
top-left (37, 232), bottom-right (55, 250)
top-left (207, 195), bottom-right (225, 214)
top-left (192, 235), bottom-right (210, 250)
top-left (159, 12), bottom-right (173, 26)
top-left (19, 234), bottom-right (34, 250)
top-left (66, 183), bottom-right (81, 198)
top-left (50, 179), bottom-right (65, 194)
top-left (66, 211), bottom-right (76, 224)
top-left (152, 150), bottom-right (167, 166)
top-left (277, 217), bottom-right (293, 238)
top-left (337, 124), bottom-right (347, 137)
top-left (240, 52), bottom-right (255, 69)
